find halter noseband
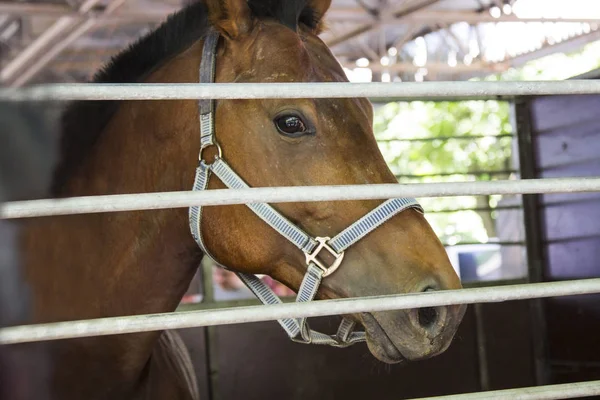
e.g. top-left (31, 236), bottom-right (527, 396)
top-left (188, 31), bottom-right (423, 347)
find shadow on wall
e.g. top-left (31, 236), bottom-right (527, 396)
top-left (0, 101), bottom-right (60, 400)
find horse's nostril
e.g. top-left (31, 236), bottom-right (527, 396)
top-left (418, 307), bottom-right (438, 328)
top-left (415, 286), bottom-right (444, 332)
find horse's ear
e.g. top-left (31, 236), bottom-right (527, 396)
top-left (206, 0), bottom-right (253, 39)
top-left (306, 0), bottom-right (331, 33)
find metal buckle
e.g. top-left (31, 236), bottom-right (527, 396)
top-left (305, 237), bottom-right (344, 277)
top-left (199, 142), bottom-right (222, 165)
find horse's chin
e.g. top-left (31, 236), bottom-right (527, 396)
top-left (361, 312), bottom-right (406, 364)
top-left (360, 312), bottom-right (452, 364)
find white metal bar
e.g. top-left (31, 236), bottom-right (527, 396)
top-left (412, 380), bottom-right (600, 400)
top-left (0, 278), bottom-right (599, 344)
top-left (2, 80), bottom-right (600, 102)
top-left (2, 177), bottom-right (600, 219)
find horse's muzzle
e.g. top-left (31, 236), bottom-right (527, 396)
top-left (359, 287), bottom-right (466, 363)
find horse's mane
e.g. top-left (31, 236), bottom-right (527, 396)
top-left (52, 0), bottom-right (319, 196)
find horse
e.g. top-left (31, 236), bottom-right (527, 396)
top-left (18, 0), bottom-right (466, 398)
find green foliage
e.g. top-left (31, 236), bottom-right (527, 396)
top-left (371, 39), bottom-right (600, 245)
top-left (374, 100), bottom-right (514, 245)
top-left (375, 101), bottom-right (513, 174)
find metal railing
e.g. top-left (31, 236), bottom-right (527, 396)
top-left (0, 80), bottom-right (600, 101)
top-left (1, 278), bottom-right (599, 345)
top-left (1, 80), bottom-right (600, 400)
top-left (2, 177), bottom-right (600, 219)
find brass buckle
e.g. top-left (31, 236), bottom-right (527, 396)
top-left (305, 237), bottom-right (344, 278)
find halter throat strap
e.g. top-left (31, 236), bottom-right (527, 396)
top-left (189, 30), bottom-right (423, 347)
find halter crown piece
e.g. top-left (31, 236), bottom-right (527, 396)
top-left (189, 31), bottom-right (424, 347)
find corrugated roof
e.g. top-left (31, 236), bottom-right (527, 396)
top-left (0, 0), bottom-right (598, 85)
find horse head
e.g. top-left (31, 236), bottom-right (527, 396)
top-left (197, 0), bottom-right (466, 364)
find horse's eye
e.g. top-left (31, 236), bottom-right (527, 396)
top-left (274, 115), bottom-right (309, 137)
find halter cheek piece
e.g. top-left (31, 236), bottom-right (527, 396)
top-left (189, 31), bottom-right (423, 347)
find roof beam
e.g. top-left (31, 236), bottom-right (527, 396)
top-left (0, 2), bottom-right (370, 22)
top-left (391, 23), bottom-right (426, 49)
top-left (0, 1), bottom-right (73, 17)
top-left (9, 0), bottom-right (128, 87)
top-left (325, 0), bottom-right (441, 47)
top-left (0, 1), bottom-right (176, 23)
top-left (0, 0), bottom-right (102, 83)
top-left (1, 2), bottom-right (596, 29)
top-left (50, 58), bottom-right (509, 80)
top-left (336, 12), bottom-right (600, 26)
top-left (404, 10), bottom-right (600, 25)
top-left (506, 29), bottom-right (600, 68)
top-left (342, 61), bottom-right (509, 74)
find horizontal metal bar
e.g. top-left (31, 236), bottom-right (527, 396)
top-left (412, 380), bottom-right (600, 400)
top-left (176, 278), bottom-right (531, 313)
top-left (427, 205), bottom-right (522, 214)
top-left (443, 241), bottom-right (524, 247)
top-left (378, 134), bottom-right (514, 142)
top-left (397, 170), bottom-right (516, 179)
top-left (178, 279), bottom-right (530, 313)
top-left (177, 296), bottom-right (297, 313)
top-left (1, 177), bottom-right (598, 219)
top-left (1, 278), bottom-right (599, 345)
top-left (1, 81), bottom-right (600, 102)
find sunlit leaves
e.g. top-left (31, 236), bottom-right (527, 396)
top-left (374, 100), bottom-right (514, 245)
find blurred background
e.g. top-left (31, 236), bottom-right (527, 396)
top-left (1, 0), bottom-right (599, 85)
top-left (2, 0), bottom-right (600, 399)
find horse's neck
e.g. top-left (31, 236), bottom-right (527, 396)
top-left (21, 50), bottom-right (204, 397)
top-left (21, 209), bottom-right (200, 398)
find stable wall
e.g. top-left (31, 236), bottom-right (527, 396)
top-left (178, 300), bottom-right (536, 399)
top-left (525, 89), bottom-right (600, 386)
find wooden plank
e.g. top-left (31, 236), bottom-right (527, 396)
top-left (540, 192), bottom-right (600, 206)
top-left (546, 238), bottom-right (600, 279)
top-left (542, 202), bottom-right (600, 241)
top-left (538, 158), bottom-right (600, 205)
top-left (530, 95), bottom-right (600, 133)
top-left (214, 313), bottom-right (479, 400)
top-left (545, 294), bottom-right (600, 361)
top-left (530, 90), bottom-right (600, 387)
top-left (480, 302), bottom-right (535, 390)
top-left (535, 121), bottom-right (600, 169)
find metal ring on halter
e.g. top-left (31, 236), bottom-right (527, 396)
top-left (305, 237), bottom-right (345, 277)
top-left (198, 142), bottom-right (222, 165)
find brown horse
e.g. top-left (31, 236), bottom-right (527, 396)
top-left (18, 0), bottom-right (465, 399)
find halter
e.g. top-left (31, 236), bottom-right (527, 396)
top-left (189, 31), bottom-right (424, 347)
